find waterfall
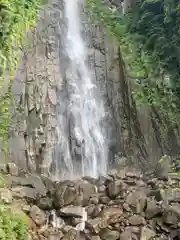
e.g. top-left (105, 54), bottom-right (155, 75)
top-left (52, 0), bottom-right (108, 179)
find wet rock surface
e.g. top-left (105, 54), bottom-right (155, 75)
top-left (1, 163), bottom-right (180, 239)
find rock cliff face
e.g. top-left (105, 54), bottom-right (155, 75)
top-left (8, 0), bottom-right (122, 175)
top-left (9, 1), bottom-right (66, 174)
top-left (7, 0), bottom-right (180, 175)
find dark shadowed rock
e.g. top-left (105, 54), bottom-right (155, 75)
top-left (148, 189), bottom-right (163, 202)
top-left (145, 199), bottom-right (162, 219)
top-left (7, 162), bottom-right (19, 176)
top-left (163, 203), bottom-right (180, 227)
top-left (41, 175), bottom-right (56, 196)
top-left (36, 196), bottom-right (53, 210)
top-left (105, 179), bottom-right (124, 199)
top-left (91, 205), bottom-right (103, 218)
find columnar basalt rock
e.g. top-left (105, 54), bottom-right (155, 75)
top-left (7, 0), bottom-right (179, 175)
top-left (8, 0), bottom-right (121, 174)
top-left (9, 0), bottom-right (67, 174)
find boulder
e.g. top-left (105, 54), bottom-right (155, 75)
top-left (119, 230), bottom-right (132, 240)
top-left (145, 199), bottom-right (162, 219)
top-left (105, 179), bottom-right (124, 199)
top-left (30, 205), bottom-right (47, 226)
top-left (100, 229), bottom-right (120, 240)
top-left (90, 205), bottom-right (103, 218)
top-left (9, 174), bottom-right (47, 196)
top-left (41, 175), bottom-right (56, 196)
top-left (11, 186), bottom-right (39, 200)
top-left (77, 181), bottom-right (97, 205)
top-left (101, 207), bottom-right (123, 220)
top-left (162, 203), bottom-right (180, 227)
top-left (36, 197), bottom-right (53, 210)
top-left (129, 215), bottom-right (146, 226)
top-left (54, 182), bottom-right (77, 208)
top-left (140, 227), bottom-right (156, 240)
top-left (61, 228), bottom-right (77, 240)
top-left (99, 195), bottom-right (110, 204)
top-left (26, 174), bottom-right (47, 196)
top-left (58, 206), bottom-right (85, 218)
top-left (48, 232), bottom-right (64, 240)
top-left (160, 188), bottom-right (180, 203)
top-left (126, 190), bottom-right (147, 214)
top-left (86, 217), bottom-right (102, 234)
top-left (91, 236), bottom-right (101, 240)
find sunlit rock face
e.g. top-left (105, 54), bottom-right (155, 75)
top-left (9, 1), bottom-right (66, 174)
top-left (8, 0), bottom-right (121, 178)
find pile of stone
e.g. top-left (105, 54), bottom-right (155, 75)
top-left (0, 163), bottom-right (180, 239)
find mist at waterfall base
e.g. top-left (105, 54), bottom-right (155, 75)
top-left (50, 0), bottom-right (109, 180)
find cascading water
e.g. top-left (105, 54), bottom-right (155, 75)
top-left (52, 0), bottom-right (108, 179)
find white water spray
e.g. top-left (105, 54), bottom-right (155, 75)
top-left (53, 0), bottom-right (108, 179)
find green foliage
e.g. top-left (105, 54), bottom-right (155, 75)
top-left (86, 0), bottom-right (180, 124)
top-left (0, 0), bottom-right (42, 152)
top-left (0, 203), bottom-right (28, 240)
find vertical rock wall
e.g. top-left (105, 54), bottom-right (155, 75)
top-left (9, 0), bottom-right (66, 174)
top-left (8, 0), bottom-right (121, 174)
top-left (8, 0), bottom-right (179, 175)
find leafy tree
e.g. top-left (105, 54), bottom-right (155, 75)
top-left (86, 0), bottom-right (180, 125)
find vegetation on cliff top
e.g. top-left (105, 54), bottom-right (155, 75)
top-left (86, 0), bottom-right (180, 124)
top-left (0, 0), bottom-right (42, 155)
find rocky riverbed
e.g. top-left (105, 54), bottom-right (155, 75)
top-left (0, 163), bottom-right (180, 239)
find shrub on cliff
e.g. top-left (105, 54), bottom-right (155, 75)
top-left (86, 0), bottom-right (180, 124)
top-left (0, 0), bottom-right (42, 155)
top-left (0, 203), bottom-right (28, 240)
